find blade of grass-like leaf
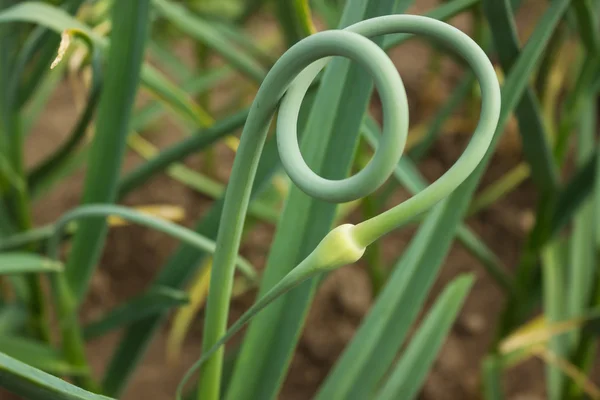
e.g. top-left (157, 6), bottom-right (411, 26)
top-left (210, 20), bottom-right (276, 66)
top-left (572, 0), bottom-right (600, 53)
top-left (11, 0), bottom-right (85, 108)
top-left (63, 0), bottom-right (150, 301)
top-left (83, 286), bottom-right (189, 340)
top-left (22, 52), bottom-right (68, 135)
top-left (499, 311), bottom-right (600, 358)
top-left (376, 274), bottom-right (474, 400)
top-left (383, 0), bottom-right (478, 49)
top-left (536, 23), bottom-right (567, 108)
top-left (167, 261), bottom-right (211, 363)
top-left (28, 32), bottom-right (103, 196)
top-left (468, 162), bottom-right (530, 216)
top-left (311, 0), bottom-right (343, 29)
top-left (409, 73), bottom-right (474, 160)
top-left (322, 0), bottom-right (572, 397)
top-left (552, 154), bottom-right (597, 236)
top-left (541, 239), bottom-right (568, 399)
top-left (29, 148), bottom-right (89, 201)
top-left (118, 109), bottom-right (248, 197)
top-left (142, 64), bottom-right (214, 128)
top-left (131, 67), bottom-right (231, 130)
top-left (0, 352), bottom-right (113, 400)
top-left (535, 347), bottom-right (600, 400)
top-left (1, 204), bottom-right (257, 278)
top-left (47, 205), bottom-right (258, 281)
top-left (223, 2), bottom-right (403, 399)
top-left (482, 355), bottom-right (504, 400)
top-left (32, 66), bottom-right (232, 201)
top-left (0, 2), bottom-right (91, 39)
top-left (566, 97), bottom-right (596, 344)
top-left (0, 305), bottom-right (26, 334)
top-left (564, 96), bottom-right (599, 399)
top-left (152, 0), bottom-right (267, 82)
top-left (236, 0), bottom-right (266, 21)
top-left (491, 0), bottom-right (576, 339)
top-left (275, 0), bottom-right (315, 47)
top-left (554, 55), bottom-right (600, 164)
top-left (0, 253), bottom-right (62, 274)
top-left (483, 0), bottom-right (558, 194)
top-left (148, 40), bottom-right (194, 82)
top-left (0, 336), bottom-right (86, 375)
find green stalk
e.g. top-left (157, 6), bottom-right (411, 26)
top-left (357, 142), bottom-right (384, 296)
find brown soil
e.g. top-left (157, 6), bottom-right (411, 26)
top-left (9, 1), bottom-right (599, 399)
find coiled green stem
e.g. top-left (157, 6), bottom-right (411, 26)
top-left (195, 15), bottom-right (501, 400)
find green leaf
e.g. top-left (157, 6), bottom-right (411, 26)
top-left (0, 252), bottom-right (62, 274)
top-left (409, 73), bottom-right (474, 160)
top-left (28, 31), bottom-right (103, 196)
top-left (0, 305), bottom-right (26, 334)
top-left (84, 286), bottom-right (189, 340)
top-left (275, 0), bottom-right (314, 47)
top-left (0, 336), bottom-right (86, 376)
top-left (12, 0), bottom-right (85, 108)
top-left (482, 355), bottom-right (504, 400)
top-left (152, 0), bottom-right (267, 82)
top-left (63, 0), bottom-right (151, 301)
top-left (483, 0), bottom-right (559, 194)
top-left (552, 153), bottom-right (597, 236)
top-left (541, 239), bottom-right (569, 399)
top-left (566, 97), bottom-right (597, 336)
top-left (572, 0), bottom-right (600, 53)
top-left (119, 109), bottom-right (249, 198)
top-left (141, 63), bottom-right (214, 128)
top-left (383, 0), bottom-right (479, 49)
top-left (0, 352), bottom-right (113, 400)
top-left (376, 275), bottom-right (474, 400)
